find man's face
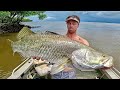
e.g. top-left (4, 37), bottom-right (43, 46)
top-left (66, 20), bottom-right (79, 34)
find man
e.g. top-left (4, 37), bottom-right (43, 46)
top-left (66, 15), bottom-right (89, 46)
top-left (33, 15), bottom-right (90, 79)
top-left (51, 15), bottom-right (90, 79)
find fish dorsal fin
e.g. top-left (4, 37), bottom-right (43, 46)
top-left (45, 31), bottom-right (60, 35)
top-left (17, 27), bottom-right (35, 40)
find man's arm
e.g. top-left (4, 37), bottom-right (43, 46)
top-left (78, 36), bottom-right (89, 46)
top-left (82, 39), bottom-right (89, 46)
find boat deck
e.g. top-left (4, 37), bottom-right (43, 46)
top-left (8, 58), bottom-right (120, 79)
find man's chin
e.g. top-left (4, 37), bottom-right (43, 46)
top-left (68, 30), bottom-right (74, 33)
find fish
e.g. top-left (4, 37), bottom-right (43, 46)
top-left (8, 27), bottom-right (113, 74)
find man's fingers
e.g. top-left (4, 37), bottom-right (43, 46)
top-left (32, 56), bottom-right (41, 60)
top-left (35, 64), bottom-right (52, 76)
top-left (32, 56), bottom-right (36, 59)
top-left (63, 67), bottom-right (73, 72)
top-left (36, 57), bottom-right (40, 60)
top-left (32, 56), bottom-right (48, 65)
top-left (41, 58), bottom-right (44, 61)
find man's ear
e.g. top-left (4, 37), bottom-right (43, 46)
top-left (77, 23), bottom-right (79, 27)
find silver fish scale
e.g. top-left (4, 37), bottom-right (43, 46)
top-left (11, 34), bottom-right (95, 65)
top-left (8, 26), bottom-right (114, 72)
top-left (14, 40), bottom-right (67, 64)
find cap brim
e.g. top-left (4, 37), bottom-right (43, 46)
top-left (66, 18), bottom-right (79, 23)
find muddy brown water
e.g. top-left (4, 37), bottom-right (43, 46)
top-left (1, 21), bottom-right (120, 78)
top-left (0, 33), bottom-right (23, 79)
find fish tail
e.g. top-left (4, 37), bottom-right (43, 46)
top-left (7, 39), bottom-right (15, 56)
top-left (7, 39), bottom-right (14, 44)
top-left (13, 51), bottom-right (16, 56)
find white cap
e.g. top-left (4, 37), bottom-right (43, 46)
top-left (66, 17), bottom-right (80, 23)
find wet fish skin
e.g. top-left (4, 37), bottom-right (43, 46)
top-left (11, 33), bottom-right (113, 69)
top-left (9, 27), bottom-right (113, 74)
top-left (71, 48), bottom-right (113, 70)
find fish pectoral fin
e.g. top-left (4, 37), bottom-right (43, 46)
top-left (50, 57), bottom-right (70, 75)
top-left (7, 39), bottom-right (14, 44)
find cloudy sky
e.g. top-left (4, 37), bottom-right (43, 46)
top-left (27, 11), bottom-right (120, 23)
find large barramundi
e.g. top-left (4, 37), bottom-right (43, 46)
top-left (8, 27), bottom-right (113, 74)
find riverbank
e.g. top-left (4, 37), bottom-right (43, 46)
top-left (0, 24), bottom-right (31, 34)
top-left (0, 23), bottom-right (31, 35)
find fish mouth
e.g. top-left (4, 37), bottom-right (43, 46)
top-left (103, 56), bottom-right (113, 68)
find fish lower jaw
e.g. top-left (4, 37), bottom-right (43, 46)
top-left (103, 57), bottom-right (113, 68)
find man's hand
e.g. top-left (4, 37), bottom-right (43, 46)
top-left (32, 56), bottom-right (53, 76)
top-left (32, 56), bottom-right (47, 65)
top-left (35, 64), bottom-right (53, 76)
top-left (63, 67), bottom-right (73, 72)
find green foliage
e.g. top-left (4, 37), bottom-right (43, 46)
top-left (22, 18), bottom-right (32, 22)
top-left (0, 11), bottom-right (46, 24)
top-left (0, 11), bottom-right (10, 16)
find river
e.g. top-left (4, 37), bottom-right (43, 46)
top-left (0, 33), bottom-right (23, 79)
top-left (0, 21), bottom-right (120, 78)
top-left (22, 21), bottom-right (120, 71)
